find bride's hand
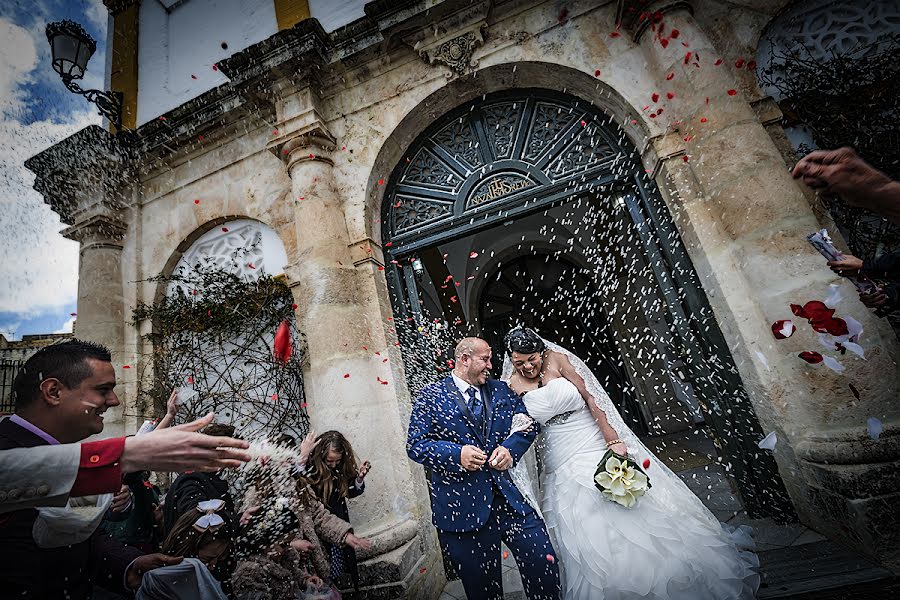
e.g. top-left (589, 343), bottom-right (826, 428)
top-left (608, 442), bottom-right (627, 456)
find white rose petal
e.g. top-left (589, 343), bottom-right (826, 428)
top-left (823, 355), bottom-right (845, 373)
top-left (842, 341), bottom-right (865, 359)
top-left (758, 431), bottom-right (777, 450)
top-left (867, 417), bottom-right (882, 441)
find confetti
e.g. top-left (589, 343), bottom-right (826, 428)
top-left (378, 178), bottom-right (385, 185)
top-left (700, 117), bottom-right (708, 123)
top-left (727, 89), bottom-right (737, 96)
top-left (343, 373), bottom-right (350, 379)
top-left (666, 92), bottom-right (675, 100)
top-left (122, 365), bottom-right (130, 369)
top-left (666, 72), bottom-right (675, 80)
top-left (799, 351), bottom-right (823, 364)
top-left (594, 69), bottom-right (601, 77)
top-left (221, 227), bottom-right (229, 232)
top-left (771, 319), bottom-right (795, 339)
top-left (194, 199), bottom-right (200, 204)
top-left (273, 320), bottom-right (292, 364)
top-left (867, 417), bottom-right (882, 441)
top-left (469, 251), bottom-right (479, 258)
top-left (758, 431), bottom-right (777, 450)
top-left (546, 554), bottom-right (555, 563)
top-left (610, 31), bottom-right (621, 38)
top-left (734, 58), bottom-right (745, 68)
top-left (651, 93), bottom-right (660, 103)
top-left (642, 458), bottom-right (651, 469)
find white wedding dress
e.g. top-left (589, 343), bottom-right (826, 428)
top-left (505, 343), bottom-right (759, 600)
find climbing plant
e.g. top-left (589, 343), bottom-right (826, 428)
top-left (131, 261), bottom-right (309, 438)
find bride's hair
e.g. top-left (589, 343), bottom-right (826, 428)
top-left (504, 327), bottom-right (546, 356)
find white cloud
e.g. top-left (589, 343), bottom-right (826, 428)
top-left (0, 110), bottom-right (98, 314)
top-left (54, 314), bottom-right (76, 334)
top-left (0, 19), bottom-right (39, 118)
top-left (84, 1), bottom-right (110, 34)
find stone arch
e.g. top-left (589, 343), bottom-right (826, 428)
top-left (364, 61), bottom-right (651, 241)
top-left (375, 83), bottom-right (796, 518)
top-left (155, 216), bottom-right (290, 306)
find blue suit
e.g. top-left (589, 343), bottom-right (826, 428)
top-left (407, 377), bottom-right (560, 600)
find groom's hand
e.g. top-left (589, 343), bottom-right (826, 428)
top-left (488, 446), bottom-right (513, 471)
top-left (460, 445), bottom-right (487, 471)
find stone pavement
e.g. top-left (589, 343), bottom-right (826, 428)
top-left (439, 427), bottom-right (896, 600)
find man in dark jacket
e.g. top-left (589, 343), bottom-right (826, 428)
top-left (0, 340), bottom-right (181, 600)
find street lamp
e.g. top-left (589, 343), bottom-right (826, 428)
top-left (46, 20), bottom-right (123, 131)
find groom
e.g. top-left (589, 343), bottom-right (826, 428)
top-left (407, 337), bottom-right (560, 600)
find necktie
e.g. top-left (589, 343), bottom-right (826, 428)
top-left (467, 386), bottom-right (484, 431)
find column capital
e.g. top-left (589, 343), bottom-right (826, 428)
top-left (62, 213), bottom-right (128, 248)
top-left (268, 121), bottom-right (337, 171)
top-left (25, 125), bottom-right (134, 226)
top-left (617, 0), bottom-right (694, 42)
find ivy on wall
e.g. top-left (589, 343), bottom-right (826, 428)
top-left (131, 262), bottom-right (309, 438)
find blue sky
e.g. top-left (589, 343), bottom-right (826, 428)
top-left (0, 0), bottom-right (106, 340)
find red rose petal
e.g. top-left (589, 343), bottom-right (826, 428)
top-left (666, 92), bottom-right (675, 100)
top-left (221, 227), bottom-right (229, 232)
top-left (642, 458), bottom-right (651, 469)
top-left (594, 69), bottom-right (601, 77)
top-left (771, 319), bottom-right (795, 339)
top-left (734, 58), bottom-right (745, 68)
top-left (683, 51), bottom-right (692, 64)
top-left (727, 89), bottom-right (737, 96)
top-left (666, 72), bottom-right (675, 80)
top-left (378, 178), bottom-right (384, 185)
top-left (469, 251), bottom-right (479, 258)
top-left (273, 320), bottom-right (293, 364)
top-left (700, 117), bottom-right (708, 123)
top-left (682, 155), bottom-right (689, 162)
top-left (651, 93), bottom-right (660, 103)
top-left (799, 351), bottom-right (823, 364)
top-left (747, 60), bottom-right (757, 70)
top-left (122, 365), bottom-right (130, 369)
top-left (212, 63), bottom-right (218, 71)
top-left (343, 373), bottom-right (350, 379)
top-left (292, 303), bottom-right (298, 310)
top-left (670, 29), bottom-right (679, 38)
top-left (610, 31), bottom-right (621, 38)
top-left (194, 199), bottom-right (200, 204)
top-left (546, 554), bottom-right (556, 563)
top-left (714, 58), bottom-right (723, 66)
top-left (660, 38), bottom-right (669, 48)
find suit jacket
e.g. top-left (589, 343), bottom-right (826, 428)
top-left (407, 376), bottom-right (539, 532)
top-left (0, 418), bottom-right (142, 600)
top-left (0, 436), bottom-right (126, 514)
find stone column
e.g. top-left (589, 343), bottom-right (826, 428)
top-left (631, 1), bottom-right (900, 569)
top-left (270, 88), bottom-right (444, 598)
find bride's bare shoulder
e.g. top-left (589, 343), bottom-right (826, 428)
top-left (545, 349), bottom-right (570, 367)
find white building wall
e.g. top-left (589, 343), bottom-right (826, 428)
top-left (309, 0), bottom-right (365, 33)
top-left (136, 0), bottom-right (278, 125)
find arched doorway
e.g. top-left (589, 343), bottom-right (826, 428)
top-left (381, 89), bottom-right (793, 519)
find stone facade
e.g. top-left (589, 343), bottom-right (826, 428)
top-left (25, 0), bottom-right (900, 595)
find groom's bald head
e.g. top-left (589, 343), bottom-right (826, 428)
top-left (454, 337), bottom-right (492, 386)
top-left (455, 337), bottom-right (489, 359)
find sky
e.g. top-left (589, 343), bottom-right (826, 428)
top-left (0, 0), bottom-right (107, 340)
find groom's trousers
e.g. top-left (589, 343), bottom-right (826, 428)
top-left (438, 493), bottom-right (560, 600)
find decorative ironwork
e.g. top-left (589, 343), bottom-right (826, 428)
top-left (433, 118), bottom-right (483, 169)
top-left (482, 102), bottom-right (520, 159)
top-left (385, 91), bottom-right (638, 241)
top-left (401, 148), bottom-right (462, 190)
top-left (394, 197), bottom-right (454, 233)
top-left (524, 102), bottom-right (579, 161)
top-left (467, 173), bottom-right (534, 208)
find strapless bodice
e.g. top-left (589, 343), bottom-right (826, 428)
top-left (522, 377), bottom-right (588, 425)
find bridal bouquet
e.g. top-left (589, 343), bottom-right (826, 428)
top-left (593, 450), bottom-right (650, 508)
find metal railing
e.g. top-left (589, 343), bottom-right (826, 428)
top-left (0, 360), bottom-right (23, 415)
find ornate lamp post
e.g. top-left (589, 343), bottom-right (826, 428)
top-left (45, 20), bottom-right (123, 131)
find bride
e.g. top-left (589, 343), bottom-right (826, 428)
top-left (502, 327), bottom-right (759, 600)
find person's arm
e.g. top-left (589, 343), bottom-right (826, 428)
top-left (406, 386), bottom-right (466, 473)
top-left (557, 353), bottom-right (628, 456)
top-left (307, 490), bottom-right (353, 546)
top-left (154, 389), bottom-right (180, 430)
top-left (499, 386), bottom-right (540, 465)
top-left (863, 251), bottom-right (900, 279)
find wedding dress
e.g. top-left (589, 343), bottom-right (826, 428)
top-left (504, 342), bottom-right (759, 600)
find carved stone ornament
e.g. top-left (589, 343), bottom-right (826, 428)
top-left (419, 23), bottom-right (487, 78)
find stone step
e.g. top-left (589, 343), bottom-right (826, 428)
top-left (757, 540), bottom-right (895, 599)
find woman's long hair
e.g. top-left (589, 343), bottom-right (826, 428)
top-left (306, 430), bottom-right (359, 503)
top-left (161, 506), bottom-right (236, 559)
